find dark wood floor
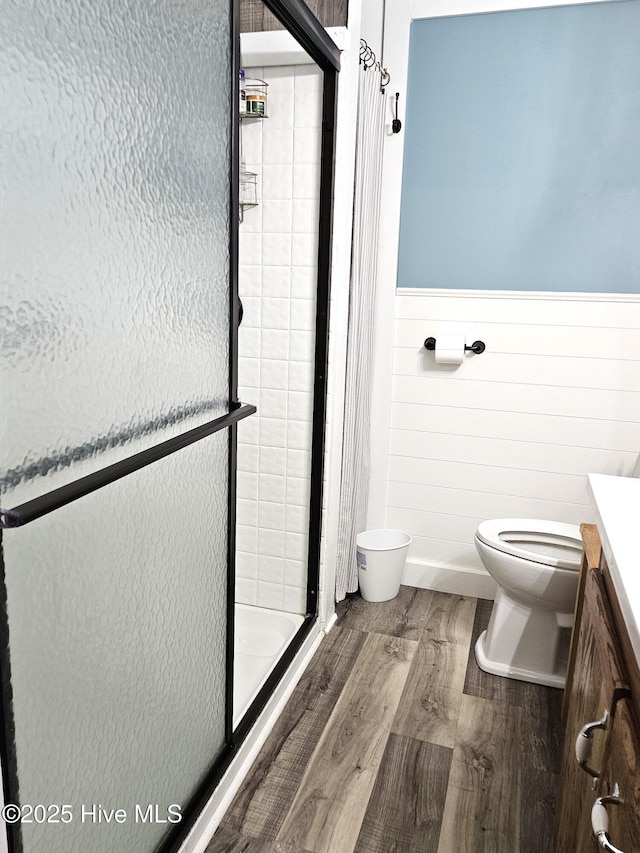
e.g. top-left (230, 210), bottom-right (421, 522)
top-left (208, 587), bottom-right (563, 853)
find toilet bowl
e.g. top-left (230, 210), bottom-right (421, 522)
top-left (474, 518), bottom-right (583, 689)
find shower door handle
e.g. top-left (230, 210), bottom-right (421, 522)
top-left (0, 402), bottom-right (257, 529)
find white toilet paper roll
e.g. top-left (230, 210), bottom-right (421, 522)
top-left (435, 335), bottom-right (465, 365)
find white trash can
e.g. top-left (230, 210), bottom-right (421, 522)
top-left (356, 529), bottom-right (412, 602)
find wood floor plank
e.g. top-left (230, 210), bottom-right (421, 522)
top-left (520, 685), bottom-right (563, 776)
top-left (276, 633), bottom-right (416, 853)
top-left (218, 591), bottom-right (562, 853)
top-left (437, 694), bottom-right (522, 853)
top-left (463, 599), bottom-right (549, 708)
top-left (354, 733), bottom-right (452, 853)
top-left (206, 825), bottom-right (313, 853)
top-left (335, 585), bottom-right (435, 640)
top-left (517, 686), bottom-right (562, 852)
top-left (519, 768), bottom-right (558, 853)
top-left (392, 594), bottom-right (476, 747)
top-left (218, 626), bottom-right (366, 840)
top-left (463, 599), bottom-right (564, 771)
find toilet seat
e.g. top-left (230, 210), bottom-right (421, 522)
top-left (475, 518), bottom-right (582, 570)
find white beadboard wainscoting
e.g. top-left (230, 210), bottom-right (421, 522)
top-left (386, 288), bottom-right (640, 598)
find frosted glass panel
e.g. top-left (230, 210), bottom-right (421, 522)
top-left (1, 434), bottom-right (229, 853)
top-left (0, 0), bottom-right (231, 506)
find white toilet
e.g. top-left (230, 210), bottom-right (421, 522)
top-left (474, 518), bottom-right (583, 689)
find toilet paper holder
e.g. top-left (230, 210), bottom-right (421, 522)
top-left (424, 337), bottom-right (486, 355)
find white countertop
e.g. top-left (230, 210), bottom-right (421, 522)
top-left (588, 473), bottom-right (640, 663)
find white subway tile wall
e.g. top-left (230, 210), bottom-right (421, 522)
top-left (237, 64), bottom-right (322, 613)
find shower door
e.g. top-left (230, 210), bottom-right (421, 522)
top-left (0, 2), bottom-right (249, 852)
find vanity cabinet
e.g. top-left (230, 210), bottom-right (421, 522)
top-left (596, 697), bottom-right (640, 851)
top-left (554, 526), bottom-right (640, 852)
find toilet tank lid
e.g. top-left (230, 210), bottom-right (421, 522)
top-left (476, 518), bottom-right (583, 570)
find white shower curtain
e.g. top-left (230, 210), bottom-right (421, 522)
top-left (335, 64), bottom-right (386, 601)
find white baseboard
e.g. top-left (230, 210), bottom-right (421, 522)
top-left (402, 558), bottom-right (497, 600)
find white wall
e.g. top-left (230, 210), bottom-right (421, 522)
top-left (389, 288), bottom-right (640, 595)
top-left (369, 0), bottom-right (635, 598)
top-left (359, 0), bottom-right (385, 55)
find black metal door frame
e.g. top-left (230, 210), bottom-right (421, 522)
top-left (231, 0), bottom-right (339, 748)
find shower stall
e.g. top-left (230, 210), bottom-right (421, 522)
top-left (0, 1), bottom-right (338, 852)
top-left (234, 23), bottom-right (328, 724)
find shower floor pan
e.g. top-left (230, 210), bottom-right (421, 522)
top-left (234, 604), bottom-right (304, 725)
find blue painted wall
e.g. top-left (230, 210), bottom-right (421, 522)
top-left (397, 2), bottom-right (640, 292)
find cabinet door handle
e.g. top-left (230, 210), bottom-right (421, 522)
top-left (591, 784), bottom-right (625, 853)
top-left (575, 709), bottom-right (609, 780)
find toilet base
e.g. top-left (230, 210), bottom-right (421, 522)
top-left (473, 587), bottom-right (571, 690)
top-left (475, 631), bottom-right (566, 689)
